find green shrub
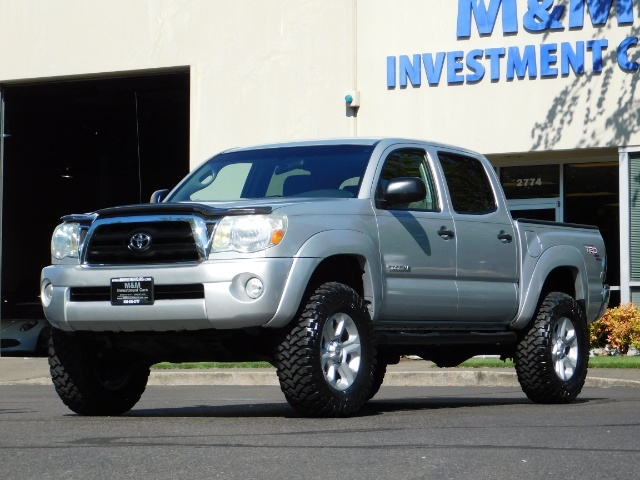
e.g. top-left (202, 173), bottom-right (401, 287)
top-left (589, 303), bottom-right (640, 354)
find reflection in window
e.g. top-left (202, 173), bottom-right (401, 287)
top-left (378, 149), bottom-right (438, 211)
top-left (266, 169), bottom-right (309, 197)
top-left (168, 145), bottom-right (373, 201)
top-left (438, 152), bottom-right (496, 215)
top-left (190, 163), bottom-right (252, 200)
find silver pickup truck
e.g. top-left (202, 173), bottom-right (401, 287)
top-left (41, 138), bottom-right (609, 417)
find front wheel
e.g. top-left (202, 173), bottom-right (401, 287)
top-left (49, 328), bottom-right (150, 415)
top-left (275, 282), bottom-right (376, 417)
top-left (367, 361), bottom-right (387, 401)
top-left (514, 292), bottom-right (588, 403)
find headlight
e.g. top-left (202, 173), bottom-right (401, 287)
top-left (211, 214), bottom-right (287, 253)
top-left (51, 222), bottom-right (80, 260)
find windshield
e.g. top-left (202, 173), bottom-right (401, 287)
top-left (167, 144), bottom-right (374, 202)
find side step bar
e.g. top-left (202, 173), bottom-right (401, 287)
top-left (375, 331), bottom-right (518, 346)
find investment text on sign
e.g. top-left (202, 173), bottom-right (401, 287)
top-left (387, 0), bottom-right (638, 88)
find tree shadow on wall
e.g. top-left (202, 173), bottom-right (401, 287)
top-left (530, 2), bottom-right (639, 150)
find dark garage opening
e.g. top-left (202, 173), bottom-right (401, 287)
top-left (1, 71), bottom-right (190, 323)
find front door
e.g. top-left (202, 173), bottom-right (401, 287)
top-left (375, 147), bottom-right (458, 322)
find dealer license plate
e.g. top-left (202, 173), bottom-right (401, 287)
top-left (111, 277), bottom-right (154, 305)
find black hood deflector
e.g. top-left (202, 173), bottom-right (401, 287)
top-left (61, 202), bottom-right (273, 223)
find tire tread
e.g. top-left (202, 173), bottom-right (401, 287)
top-left (275, 282), bottom-right (375, 417)
top-left (49, 329), bottom-right (149, 416)
top-left (514, 292), bottom-right (588, 404)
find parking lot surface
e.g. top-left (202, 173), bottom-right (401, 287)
top-left (1, 384), bottom-right (640, 480)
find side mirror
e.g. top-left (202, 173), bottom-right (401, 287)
top-left (150, 189), bottom-right (170, 203)
top-left (381, 177), bottom-right (426, 208)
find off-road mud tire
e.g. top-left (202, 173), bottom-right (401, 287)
top-left (48, 328), bottom-right (149, 415)
top-left (514, 292), bottom-right (588, 404)
top-left (275, 282), bottom-right (376, 417)
top-left (367, 361), bottom-right (387, 401)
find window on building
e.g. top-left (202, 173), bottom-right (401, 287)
top-left (564, 162), bottom-right (619, 287)
top-left (438, 152), bottom-right (496, 214)
top-left (500, 165), bottom-right (560, 199)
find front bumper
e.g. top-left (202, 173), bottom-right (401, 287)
top-left (41, 258), bottom-right (294, 332)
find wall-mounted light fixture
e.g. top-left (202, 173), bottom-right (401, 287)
top-left (345, 90), bottom-right (360, 108)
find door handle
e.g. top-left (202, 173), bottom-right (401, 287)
top-left (438, 227), bottom-right (455, 239)
top-left (497, 231), bottom-right (513, 243)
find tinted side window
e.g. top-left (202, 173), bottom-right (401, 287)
top-left (438, 152), bottom-right (497, 214)
top-left (378, 149), bottom-right (438, 211)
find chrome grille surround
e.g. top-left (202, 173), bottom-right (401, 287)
top-left (81, 214), bottom-right (218, 265)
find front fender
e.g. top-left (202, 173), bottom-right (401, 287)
top-left (511, 245), bottom-right (588, 330)
top-left (263, 229), bottom-right (381, 328)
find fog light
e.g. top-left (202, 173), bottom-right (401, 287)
top-left (245, 277), bottom-right (264, 299)
top-left (41, 281), bottom-right (53, 307)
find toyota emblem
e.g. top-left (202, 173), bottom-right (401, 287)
top-left (129, 232), bottom-right (152, 252)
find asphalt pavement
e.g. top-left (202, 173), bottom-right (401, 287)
top-left (4, 384), bottom-right (640, 479)
top-left (2, 356), bottom-right (640, 387)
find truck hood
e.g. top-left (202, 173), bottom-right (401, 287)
top-left (198, 197), bottom-right (368, 217)
top-left (61, 197), bottom-right (359, 223)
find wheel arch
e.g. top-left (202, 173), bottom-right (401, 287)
top-left (306, 255), bottom-right (366, 298)
top-left (264, 230), bottom-right (381, 328)
top-left (540, 266), bottom-right (578, 301)
top-left (511, 245), bottom-right (588, 330)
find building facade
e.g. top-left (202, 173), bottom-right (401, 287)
top-left (0, 0), bottom-right (638, 317)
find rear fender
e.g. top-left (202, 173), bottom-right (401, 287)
top-left (511, 245), bottom-right (587, 330)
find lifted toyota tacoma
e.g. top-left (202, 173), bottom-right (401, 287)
top-left (41, 138), bottom-right (609, 417)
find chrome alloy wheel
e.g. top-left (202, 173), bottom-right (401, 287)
top-left (551, 316), bottom-right (578, 381)
top-left (320, 312), bottom-right (362, 391)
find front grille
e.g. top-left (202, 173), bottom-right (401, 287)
top-left (84, 221), bottom-right (202, 265)
top-left (69, 284), bottom-right (205, 302)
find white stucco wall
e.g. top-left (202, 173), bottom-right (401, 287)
top-left (0, 0), bottom-right (357, 167)
top-left (357, 0), bottom-right (640, 155)
top-left (1, 0), bottom-right (639, 162)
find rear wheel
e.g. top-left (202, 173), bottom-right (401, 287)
top-left (515, 292), bottom-right (588, 403)
top-left (276, 282), bottom-right (376, 417)
top-left (49, 328), bottom-right (149, 415)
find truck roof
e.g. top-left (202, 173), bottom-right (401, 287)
top-left (220, 138), bottom-right (483, 157)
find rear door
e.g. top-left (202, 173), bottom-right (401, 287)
top-left (437, 150), bottom-right (519, 322)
